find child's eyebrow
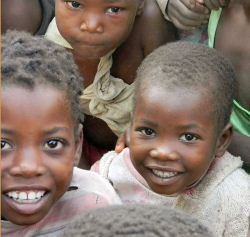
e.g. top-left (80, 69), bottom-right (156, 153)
top-left (1, 128), bottom-right (14, 135)
top-left (44, 127), bottom-right (71, 135)
top-left (138, 119), bottom-right (158, 128)
top-left (105, 0), bottom-right (126, 3)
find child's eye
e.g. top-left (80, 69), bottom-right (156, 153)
top-left (66, 1), bottom-right (81, 9)
top-left (140, 128), bottom-right (155, 137)
top-left (1, 140), bottom-right (13, 151)
top-left (180, 134), bottom-right (198, 142)
top-left (106, 7), bottom-right (121, 14)
top-left (44, 139), bottom-right (65, 151)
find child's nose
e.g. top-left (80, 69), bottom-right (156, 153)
top-left (9, 148), bottom-right (46, 177)
top-left (150, 145), bottom-right (179, 161)
top-left (80, 13), bottom-right (104, 33)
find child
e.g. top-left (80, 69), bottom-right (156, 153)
top-left (92, 42), bottom-right (250, 237)
top-left (207, 0), bottom-right (250, 169)
top-left (45, 0), bottom-right (176, 166)
top-left (62, 205), bottom-right (214, 237)
top-left (1, 31), bottom-right (121, 236)
top-left (2, 0), bottom-right (55, 35)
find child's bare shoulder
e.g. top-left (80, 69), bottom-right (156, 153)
top-left (112, 0), bottom-right (176, 82)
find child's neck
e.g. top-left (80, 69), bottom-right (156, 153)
top-left (72, 51), bottom-right (100, 88)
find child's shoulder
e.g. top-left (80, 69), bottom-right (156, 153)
top-left (71, 167), bottom-right (121, 204)
top-left (91, 150), bottom-right (124, 177)
top-left (203, 152), bottom-right (250, 206)
top-left (197, 152), bottom-right (249, 196)
top-left (136, 0), bottom-right (176, 49)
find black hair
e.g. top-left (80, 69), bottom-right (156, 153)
top-left (135, 41), bottom-right (238, 131)
top-left (63, 205), bottom-right (214, 237)
top-left (2, 30), bottom-right (84, 126)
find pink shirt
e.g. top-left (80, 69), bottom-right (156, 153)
top-left (92, 148), bottom-right (250, 237)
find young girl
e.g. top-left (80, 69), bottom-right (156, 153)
top-left (1, 31), bottom-right (120, 236)
top-left (45, 0), bottom-right (176, 167)
top-left (92, 42), bottom-right (250, 237)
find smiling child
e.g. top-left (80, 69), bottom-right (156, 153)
top-left (45, 0), bottom-right (176, 167)
top-left (92, 42), bottom-right (250, 237)
top-left (1, 31), bottom-right (120, 236)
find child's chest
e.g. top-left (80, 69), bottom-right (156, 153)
top-left (216, 6), bottom-right (250, 108)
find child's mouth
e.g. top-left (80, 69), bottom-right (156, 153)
top-left (3, 190), bottom-right (50, 215)
top-left (152, 169), bottom-right (179, 179)
top-left (5, 190), bottom-right (47, 203)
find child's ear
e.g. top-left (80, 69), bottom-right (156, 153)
top-left (136, 0), bottom-right (145, 16)
top-left (74, 124), bottom-right (83, 167)
top-left (215, 123), bottom-right (233, 158)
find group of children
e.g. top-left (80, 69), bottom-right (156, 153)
top-left (1, 0), bottom-right (250, 236)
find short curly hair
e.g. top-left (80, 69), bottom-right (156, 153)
top-left (135, 41), bottom-right (238, 131)
top-left (2, 30), bottom-right (84, 126)
top-left (62, 205), bottom-right (214, 237)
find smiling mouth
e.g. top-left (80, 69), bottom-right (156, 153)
top-left (5, 190), bottom-right (47, 204)
top-left (151, 169), bottom-right (180, 179)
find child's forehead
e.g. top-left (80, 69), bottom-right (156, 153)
top-left (2, 86), bottom-right (74, 126)
top-left (2, 85), bottom-right (70, 109)
top-left (137, 85), bottom-right (214, 111)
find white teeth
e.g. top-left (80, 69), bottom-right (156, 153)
top-left (6, 190), bottom-right (46, 203)
top-left (28, 192), bottom-right (36, 200)
top-left (19, 192), bottom-right (27, 200)
top-left (152, 169), bottom-right (178, 178)
top-left (36, 191), bottom-right (45, 199)
top-left (12, 192), bottom-right (18, 199)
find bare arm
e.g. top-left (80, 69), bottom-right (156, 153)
top-left (141, 0), bottom-right (177, 56)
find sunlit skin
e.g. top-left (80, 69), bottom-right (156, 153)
top-left (55, 0), bottom-right (176, 155)
top-left (1, 86), bottom-right (81, 225)
top-left (215, 0), bottom-right (250, 164)
top-left (129, 87), bottom-right (232, 195)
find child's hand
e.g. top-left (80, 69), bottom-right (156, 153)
top-left (167, 0), bottom-right (210, 30)
top-left (203, 0), bottom-right (230, 10)
top-left (115, 131), bottom-right (130, 153)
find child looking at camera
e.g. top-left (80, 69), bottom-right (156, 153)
top-left (1, 31), bottom-right (120, 237)
top-left (45, 0), bottom-right (176, 167)
top-left (92, 42), bottom-right (250, 237)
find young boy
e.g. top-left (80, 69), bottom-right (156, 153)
top-left (45, 0), bottom-right (176, 166)
top-left (1, 31), bottom-right (120, 236)
top-left (92, 42), bottom-right (250, 237)
top-left (2, 0), bottom-right (55, 35)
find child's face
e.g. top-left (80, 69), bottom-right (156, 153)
top-left (55, 0), bottom-right (143, 59)
top-left (1, 86), bottom-right (81, 225)
top-left (129, 87), bottom-right (229, 195)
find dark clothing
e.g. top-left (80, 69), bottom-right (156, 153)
top-left (36, 0), bottom-right (55, 35)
